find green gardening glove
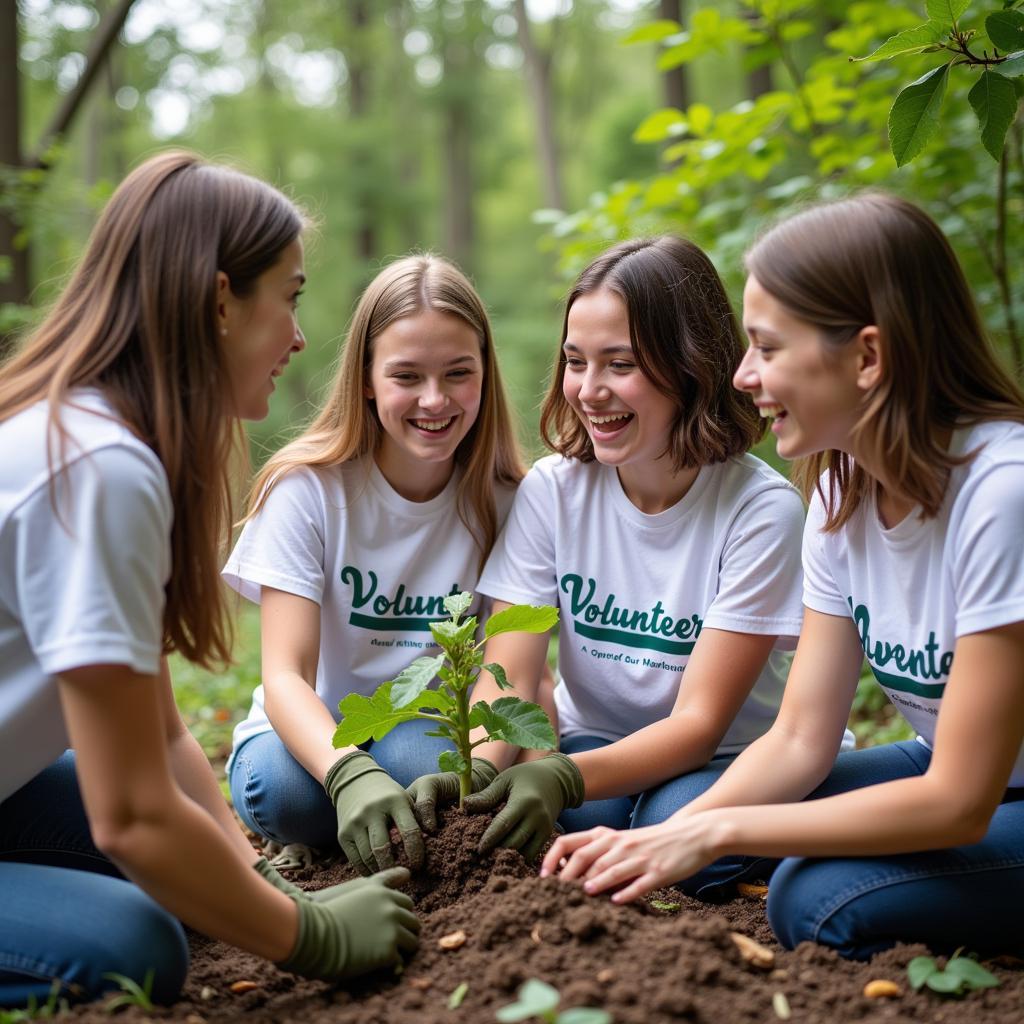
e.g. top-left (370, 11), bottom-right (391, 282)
top-left (406, 758), bottom-right (498, 831)
top-left (463, 753), bottom-right (585, 864)
top-left (254, 856), bottom-right (309, 900)
top-left (324, 751), bottom-right (425, 876)
top-left (277, 866), bottom-right (420, 981)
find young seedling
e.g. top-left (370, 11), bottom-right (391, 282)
top-left (496, 979), bottom-right (611, 1024)
top-left (907, 950), bottom-right (1000, 997)
top-left (333, 592), bottom-right (559, 807)
top-left (102, 970), bottom-right (155, 1014)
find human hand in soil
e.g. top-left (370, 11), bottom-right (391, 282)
top-left (463, 753), bottom-right (584, 863)
top-left (405, 757), bottom-right (498, 830)
top-left (324, 751), bottom-right (425, 875)
top-left (277, 866), bottom-right (420, 980)
top-left (539, 818), bottom-right (715, 902)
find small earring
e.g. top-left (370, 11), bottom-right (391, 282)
top-left (220, 327), bottom-right (228, 337)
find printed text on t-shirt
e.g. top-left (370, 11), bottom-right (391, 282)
top-left (341, 565), bottom-right (464, 632)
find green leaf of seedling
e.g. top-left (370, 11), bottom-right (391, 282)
top-left (925, 970), bottom-right (965, 994)
top-left (888, 62), bottom-right (950, 166)
top-left (994, 51), bottom-right (1024, 77)
top-left (431, 617), bottom-right (478, 650)
top-left (485, 604), bottom-right (559, 640)
top-left (558, 1009), bottom-right (612, 1024)
top-left (908, 955), bottom-right (938, 990)
top-left (438, 749), bottom-right (468, 775)
top-left (650, 899), bottom-right (681, 911)
top-left (497, 979), bottom-right (562, 1022)
top-left (448, 981), bottom-right (469, 1009)
top-left (854, 21), bottom-right (945, 61)
top-left (444, 591), bottom-right (473, 622)
top-left (622, 19), bottom-right (681, 44)
top-left (968, 69), bottom-right (1018, 159)
top-left (389, 655), bottom-right (446, 708)
top-left (102, 970), bottom-right (155, 1014)
top-left (483, 663), bottom-right (514, 691)
top-left (987, 10), bottom-right (1024, 53)
top-left (475, 697), bottom-right (557, 750)
top-left (425, 727), bottom-right (454, 740)
top-left (943, 956), bottom-right (1001, 990)
top-left (925, 0), bottom-right (969, 22)
top-left (412, 688), bottom-right (455, 714)
top-left (334, 685), bottom-right (420, 745)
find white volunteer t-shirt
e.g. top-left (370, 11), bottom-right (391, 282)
top-left (477, 454), bottom-right (805, 750)
top-left (803, 420), bottom-right (1024, 786)
top-left (0, 391), bottom-right (171, 802)
top-left (224, 456), bottom-right (514, 758)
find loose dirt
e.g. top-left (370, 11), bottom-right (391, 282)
top-left (67, 810), bottom-right (1023, 1024)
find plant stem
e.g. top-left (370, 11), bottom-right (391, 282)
top-left (452, 646), bottom-right (475, 810)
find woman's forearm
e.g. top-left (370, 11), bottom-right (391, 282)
top-left (265, 672), bottom-right (354, 780)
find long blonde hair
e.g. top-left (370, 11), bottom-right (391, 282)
top-left (0, 151), bottom-right (306, 669)
top-left (247, 254), bottom-right (524, 568)
top-left (745, 193), bottom-right (1024, 530)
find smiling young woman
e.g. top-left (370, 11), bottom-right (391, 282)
top-left (542, 194), bottom-right (1024, 964)
top-left (0, 152), bottom-right (419, 1008)
top-left (222, 254), bottom-right (526, 877)
top-left (407, 236), bottom-right (834, 868)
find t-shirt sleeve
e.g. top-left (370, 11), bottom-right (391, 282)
top-left (951, 461), bottom-right (1024, 636)
top-left (15, 444), bottom-right (171, 677)
top-left (222, 468), bottom-right (327, 605)
top-left (703, 484), bottom-right (805, 643)
top-left (801, 487), bottom-right (849, 618)
top-left (476, 464), bottom-right (557, 606)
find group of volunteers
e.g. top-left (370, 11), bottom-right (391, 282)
top-left (2, 151), bottom-right (1022, 1008)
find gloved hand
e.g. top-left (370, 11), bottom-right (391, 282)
top-left (254, 855), bottom-right (309, 900)
top-left (324, 751), bottom-right (424, 875)
top-left (405, 758), bottom-right (498, 831)
top-left (277, 866), bottom-right (420, 980)
top-left (463, 753), bottom-right (585, 863)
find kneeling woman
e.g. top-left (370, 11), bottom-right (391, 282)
top-left (424, 236), bottom-right (808, 867)
top-left (544, 194), bottom-right (1024, 961)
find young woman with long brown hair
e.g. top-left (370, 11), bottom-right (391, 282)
top-left (543, 194), bottom-right (1024, 960)
top-left (0, 152), bottom-right (418, 1007)
top-left (223, 254), bottom-right (525, 876)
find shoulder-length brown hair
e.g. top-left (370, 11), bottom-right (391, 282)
top-left (540, 236), bottom-right (763, 467)
top-left (246, 253), bottom-right (524, 570)
top-left (0, 150), bottom-right (306, 669)
top-left (745, 192), bottom-right (1024, 531)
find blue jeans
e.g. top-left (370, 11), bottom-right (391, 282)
top-left (556, 735), bottom-right (638, 833)
top-left (229, 719), bottom-right (452, 849)
top-left (766, 741), bottom-right (1024, 959)
top-left (0, 753), bottom-right (188, 1007)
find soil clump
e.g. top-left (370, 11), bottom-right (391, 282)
top-left (65, 809), bottom-right (1024, 1024)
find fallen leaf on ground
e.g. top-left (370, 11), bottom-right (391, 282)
top-left (863, 979), bottom-right (901, 999)
top-left (407, 977), bottom-right (433, 990)
top-left (737, 882), bottom-right (769, 898)
top-left (229, 981), bottom-right (258, 994)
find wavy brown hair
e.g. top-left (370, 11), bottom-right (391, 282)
top-left (540, 236), bottom-right (763, 466)
top-left (0, 150), bottom-right (306, 669)
top-left (745, 192), bottom-right (1024, 531)
top-left (246, 254), bottom-right (524, 570)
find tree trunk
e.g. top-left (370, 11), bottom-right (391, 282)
top-left (511, 0), bottom-right (565, 211)
top-left (0, 0), bottom-right (29, 357)
top-left (744, 5), bottom-right (772, 98)
top-left (439, 26), bottom-right (475, 273)
top-left (348, 0), bottom-right (375, 264)
top-left (659, 0), bottom-right (688, 111)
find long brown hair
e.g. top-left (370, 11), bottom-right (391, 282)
top-left (540, 236), bottom-right (763, 466)
top-left (246, 254), bottom-right (524, 570)
top-left (745, 192), bottom-right (1024, 530)
top-left (0, 150), bottom-right (306, 669)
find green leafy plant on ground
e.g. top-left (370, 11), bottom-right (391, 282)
top-left (496, 978), bottom-right (612, 1024)
top-left (333, 592), bottom-right (558, 807)
top-left (0, 981), bottom-right (68, 1024)
top-left (101, 970), bottom-right (155, 1014)
top-left (908, 951), bottom-right (1001, 996)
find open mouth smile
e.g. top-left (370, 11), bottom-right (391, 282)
top-left (410, 416), bottom-right (456, 435)
top-left (587, 412), bottom-right (634, 436)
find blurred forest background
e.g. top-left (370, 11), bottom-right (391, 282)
top-left (3, 0), bottom-right (1022, 756)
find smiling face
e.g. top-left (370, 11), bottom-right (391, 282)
top-left (734, 273), bottom-right (868, 460)
top-left (365, 308), bottom-right (484, 499)
top-left (219, 237), bottom-right (307, 421)
top-left (562, 288), bottom-right (679, 478)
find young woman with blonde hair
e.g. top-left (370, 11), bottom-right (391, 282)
top-left (225, 254), bottom-right (525, 875)
top-left (0, 152), bottom-right (419, 1007)
top-left (544, 194), bottom-right (1024, 961)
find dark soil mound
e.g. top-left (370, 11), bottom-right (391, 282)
top-left (64, 809), bottom-right (1024, 1024)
